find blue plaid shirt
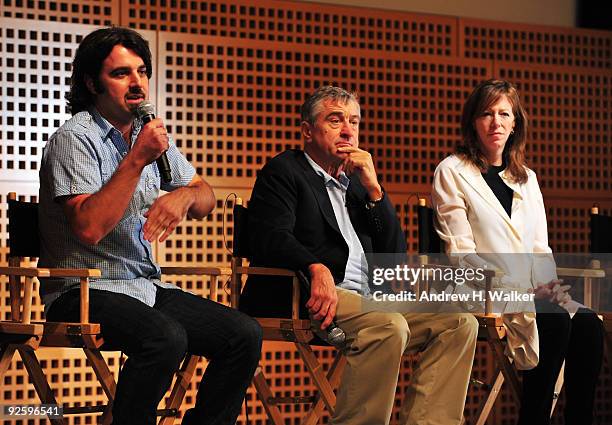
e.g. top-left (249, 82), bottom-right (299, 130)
top-left (39, 108), bottom-right (196, 311)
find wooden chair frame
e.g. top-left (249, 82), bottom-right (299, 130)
top-left (416, 197), bottom-right (605, 425)
top-left (0, 193), bottom-right (223, 424)
top-left (229, 198), bottom-right (346, 425)
top-left (589, 204), bottom-right (612, 375)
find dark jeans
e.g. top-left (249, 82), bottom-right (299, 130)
top-left (47, 287), bottom-right (262, 425)
top-left (517, 300), bottom-right (604, 425)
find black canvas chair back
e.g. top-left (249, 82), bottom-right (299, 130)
top-left (417, 201), bottom-right (444, 254)
top-left (232, 202), bottom-right (251, 259)
top-left (590, 205), bottom-right (612, 253)
top-left (8, 197), bottom-right (40, 258)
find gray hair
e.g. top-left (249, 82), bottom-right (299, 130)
top-left (300, 86), bottom-right (360, 124)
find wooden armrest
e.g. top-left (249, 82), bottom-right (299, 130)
top-left (235, 265), bottom-right (296, 277)
top-left (161, 266), bottom-right (231, 276)
top-left (555, 267), bottom-right (605, 278)
top-left (0, 321), bottom-right (43, 335)
top-left (46, 268), bottom-right (102, 278)
top-left (0, 266), bottom-right (50, 278)
top-left (231, 264), bottom-right (301, 320)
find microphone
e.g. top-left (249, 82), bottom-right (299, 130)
top-left (133, 101), bottom-right (172, 183)
top-left (297, 271), bottom-right (346, 348)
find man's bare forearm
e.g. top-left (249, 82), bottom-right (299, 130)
top-left (184, 175), bottom-right (216, 219)
top-left (64, 153), bottom-right (145, 245)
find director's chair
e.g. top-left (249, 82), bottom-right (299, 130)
top-left (589, 204), bottom-right (612, 369)
top-left (416, 197), bottom-right (604, 424)
top-left (0, 192), bottom-right (224, 424)
top-left (229, 197), bottom-right (346, 425)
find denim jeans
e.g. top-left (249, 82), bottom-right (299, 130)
top-left (47, 287), bottom-right (262, 425)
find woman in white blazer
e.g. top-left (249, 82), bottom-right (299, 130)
top-left (432, 79), bottom-right (603, 425)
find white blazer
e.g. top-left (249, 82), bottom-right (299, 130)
top-left (431, 154), bottom-right (557, 370)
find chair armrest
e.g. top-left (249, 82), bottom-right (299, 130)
top-left (39, 268), bottom-right (101, 325)
top-left (161, 266), bottom-right (231, 302)
top-left (161, 266), bottom-right (231, 276)
top-left (230, 262), bottom-right (302, 319)
top-left (46, 268), bottom-right (102, 278)
top-left (0, 266), bottom-right (50, 277)
top-left (556, 266), bottom-right (605, 310)
top-left (555, 267), bottom-right (605, 278)
top-left (234, 265), bottom-right (296, 277)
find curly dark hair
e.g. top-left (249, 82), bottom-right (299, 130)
top-left (457, 79), bottom-right (529, 184)
top-left (66, 27), bottom-right (152, 115)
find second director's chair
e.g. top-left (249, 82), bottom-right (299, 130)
top-left (417, 197), bottom-right (605, 424)
top-left (0, 192), bottom-right (224, 424)
top-left (417, 198), bottom-right (514, 425)
top-left (228, 197), bottom-right (346, 425)
top-left (590, 204), bottom-right (612, 369)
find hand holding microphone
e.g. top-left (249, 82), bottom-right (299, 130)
top-left (133, 101), bottom-right (172, 183)
top-left (297, 268), bottom-right (346, 348)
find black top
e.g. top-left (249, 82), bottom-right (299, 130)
top-left (482, 164), bottom-right (514, 217)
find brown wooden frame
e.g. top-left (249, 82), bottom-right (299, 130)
top-left (417, 197), bottom-right (606, 424)
top-left (229, 198), bottom-right (346, 425)
top-left (0, 192), bottom-right (225, 424)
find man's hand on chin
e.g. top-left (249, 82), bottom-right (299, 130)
top-left (336, 146), bottom-right (382, 200)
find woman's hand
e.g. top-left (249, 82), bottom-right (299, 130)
top-left (533, 280), bottom-right (572, 304)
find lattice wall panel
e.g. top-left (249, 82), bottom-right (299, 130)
top-left (0, 19), bottom-right (157, 183)
top-left (460, 17), bottom-right (612, 69)
top-left (124, 0), bottom-right (457, 56)
top-left (494, 64), bottom-right (611, 198)
top-left (1, 0), bottom-right (118, 26)
top-left (157, 188), bottom-right (252, 273)
top-left (157, 32), bottom-right (491, 192)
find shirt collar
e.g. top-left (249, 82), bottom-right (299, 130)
top-left (304, 151), bottom-right (350, 190)
top-left (89, 107), bottom-right (115, 140)
top-left (89, 107), bottom-right (143, 148)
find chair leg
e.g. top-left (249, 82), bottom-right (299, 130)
top-left (295, 343), bottom-right (337, 415)
top-left (486, 327), bottom-right (522, 403)
top-left (550, 361), bottom-right (565, 417)
top-left (158, 354), bottom-right (200, 425)
top-left (17, 347), bottom-right (65, 425)
top-left (301, 351), bottom-right (346, 425)
top-left (605, 327), bottom-right (612, 370)
top-left (474, 368), bottom-right (505, 425)
top-left (0, 344), bottom-right (17, 377)
top-left (252, 366), bottom-right (285, 425)
top-left (83, 348), bottom-right (117, 424)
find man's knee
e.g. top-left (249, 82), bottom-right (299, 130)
top-left (370, 314), bottom-right (410, 349)
top-left (234, 315), bottom-right (263, 361)
top-left (153, 321), bottom-right (189, 366)
top-left (455, 313), bottom-right (479, 339)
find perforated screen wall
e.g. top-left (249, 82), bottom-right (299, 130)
top-left (1, 0), bottom-right (118, 26)
top-left (122, 0), bottom-right (456, 56)
top-left (460, 17), bottom-right (612, 69)
top-left (1, 1), bottom-right (611, 423)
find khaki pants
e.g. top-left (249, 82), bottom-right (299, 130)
top-left (327, 288), bottom-right (478, 425)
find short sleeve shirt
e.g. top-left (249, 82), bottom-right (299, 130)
top-left (38, 108), bottom-right (196, 311)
